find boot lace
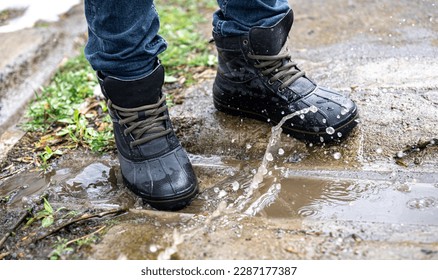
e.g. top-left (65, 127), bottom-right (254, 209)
top-left (109, 95), bottom-right (172, 148)
top-left (248, 44), bottom-right (305, 90)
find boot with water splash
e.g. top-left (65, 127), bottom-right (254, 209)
top-left (98, 64), bottom-right (198, 210)
top-left (213, 9), bottom-right (358, 143)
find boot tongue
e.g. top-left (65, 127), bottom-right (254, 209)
top-left (248, 10), bottom-right (294, 55)
top-left (102, 65), bottom-right (164, 108)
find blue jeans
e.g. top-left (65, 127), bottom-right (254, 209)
top-left (84, 0), bottom-right (290, 80)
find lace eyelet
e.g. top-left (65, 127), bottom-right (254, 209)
top-left (278, 87), bottom-right (285, 93)
top-left (268, 80), bottom-right (274, 85)
top-left (243, 39), bottom-right (248, 45)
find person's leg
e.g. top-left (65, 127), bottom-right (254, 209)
top-left (213, 0), bottom-right (290, 36)
top-left (83, 0), bottom-right (198, 210)
top-left (84, 0), bottom-right (166, 79)
top-left (212, 1), bottom-right (359, 143)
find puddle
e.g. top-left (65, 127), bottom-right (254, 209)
top-left (261, 177), bottom-right (438, 226)
top-left (0, 0), bottom-right (81, 33)
top-left (0, 154), bottom-right (138, 210)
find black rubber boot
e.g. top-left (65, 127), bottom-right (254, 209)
top-left (213, 9), bottom-right (358, 143)
top-left (98, 64), bottom-right (198, 210)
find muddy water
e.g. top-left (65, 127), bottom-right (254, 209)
top-left (262, 176), bottom-right (438, 225)
top-left (1, 147), bottom-right (437, 228)
top-left (0, 153), bottom-right (138, 210)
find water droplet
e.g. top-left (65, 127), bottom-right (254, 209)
top-left (326, 127), bottom-right (335, 135)
top-left (278, 148), bottom-right (285, 155)
top-left (231, 181), bottom-right (240, 191)
top-left (341, 108), bottom-right (349, 115)
top-left (337, 132), bottom-right (342, 138)
top-left (218, 190), bottom-right (227, 199)
top-left (281, 111), bottom-right (285, 115)
top-left (246, 143), bottom-right (252, 149)
top-left (396, 151), bottom-right (405, 158)
top-left (320, 137), bottom-right (325, 143)
top-left (231, 138), bottom-right (236, 143)
top-left (149, 244), bottom-right (158, 253)
top-left (267, 118), bottom-right (271, 122)
top-left (300, 114), bottom-right (305, 119)
top-left (322, 118), bottom-right (327, 124)
top-left (309, 105), bottom-right (318, 113)
top-left (336, 115), bottom-right (341, 119)
top-left (376, 147), bottom-right (383, 154)
top-left (266, 153), bottom-right (274, 161)
top-left (213, 187), bottom-right (220, 193)
top-left (333, 152), bottom-right (342, 160)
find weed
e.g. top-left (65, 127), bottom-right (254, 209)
top-left (26, 198), bottom-right (64, 228)
top-left (38, 146), bottom-right (63, 171)
top-left (157, 0), bottom-right (217, 83)
top-left (49, 237), bottom-right (73, 260)
top-left (0, 195), bottom-right (10, 204)
top-left (75, 235), bottom-right (98, 248)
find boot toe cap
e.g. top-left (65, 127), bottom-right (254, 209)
top-left (285, 86), bottom-right (359, 142)
top-left (119, 146), bottom-right (198, 209)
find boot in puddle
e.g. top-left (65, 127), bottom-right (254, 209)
top-left (213, 9), bottom-right (358, 144)
top-left (98, 64), bottom-right (198, 211)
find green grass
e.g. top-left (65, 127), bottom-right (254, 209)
top-left (22, 0), bottom-right (216, 169)
top-left (22, 54), bottom-right (113, 157)
top-left (157, 0), bottom-right (217, 81)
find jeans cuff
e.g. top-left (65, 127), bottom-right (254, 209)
top-left (214, 20), bottom-right (224, 37)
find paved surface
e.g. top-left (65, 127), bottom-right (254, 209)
top-left (0, 0), bottom-right (437, 260)
top-left (0, 4), bottom-right (87, 142)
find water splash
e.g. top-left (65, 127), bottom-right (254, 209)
top-left (156, 106), bottom-right (319, 259)
top-left (244, 183), bottom-right (282, 216)
top-left (232, 105), bottom-right (318, 213)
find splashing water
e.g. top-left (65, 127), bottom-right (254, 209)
top-left (157, 105), bottom-right (319, 259)
top-left (232, 105), bottom-right (318, 213)
top-left (244, 183), bottom-right (282, 216)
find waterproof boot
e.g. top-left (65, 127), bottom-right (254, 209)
top-left (98, 64), bottom-right (198, 211)
top-left (213, 10), bottom-right (358, 143)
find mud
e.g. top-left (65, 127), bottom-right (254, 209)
top-left (1, 0), bottom-right (438, 260)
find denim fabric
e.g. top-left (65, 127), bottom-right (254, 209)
top-left (213, 0), bottom-right (290, 37)
top-left (84, 0), bottom-right (166, 79)
top-left (84, 0), bottom-right (291, 79)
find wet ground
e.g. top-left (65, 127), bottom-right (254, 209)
top-left (1, 0), bottom-right (437, 259)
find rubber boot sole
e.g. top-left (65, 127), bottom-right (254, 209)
top-left (123, 177), bottom-right (199, 211)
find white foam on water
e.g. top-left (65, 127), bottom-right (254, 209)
top-left (0, 0), bottom-right (81, 33)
